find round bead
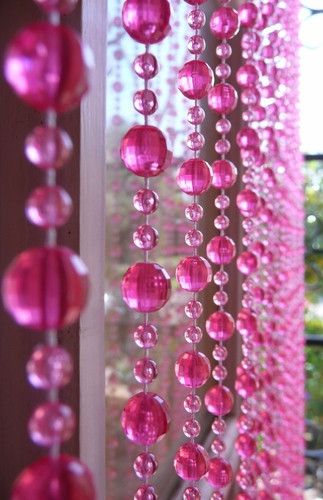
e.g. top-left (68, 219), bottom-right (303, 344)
top-left (183, 486), bottom-right (201, 500)
top-left (187, 9), bottom-right (206, 29)
top-left (214, 195), bottom-right (230, 210)
top-left (241, 31), bottom-right (260, 52)
top-left (4, 23), bottom-right (91, 112)
top-left (236, 127), bottom-right (259, 148)
top-left (25, 186), bottom-right (72, 228)
top-left (184, 325), bottom-right (203, 344)
top-left (212, 160), bottom-right (237, 189)
top-left (175, 351), bottom-right (211, 388)
top-left (213, 270), bottom-right (229, 285)
top-left (214, 214), bottom-right (230, 230)
top-left (216, 43), bottom-right (232, 59)
top-left (134, 485), bottom-right (157, 500)
top-left (185, 300), bottom-right (203, 319)
top-left (178, 60), bottom-right (214, 100)
top-left (187, 105), bottom-right (205, 125)
top-left (212, 418), bottom-right (226, 434)
top-left (215, 63), bottom-right (231, 80)
top-left (122, 0), bottom-right (170, 44)
top-left (210, 7), bottom-right (240, 39)
top-left (133, 90), bottom-right (158, 115)
top-left (235, 434), bottom-right (256, 458)
top-left (133, 324), bottom-right (158, 349)
top-left (11, 455), bottom-right (95, 500)
top-left (133, 224), bottom-right (159, 250)
top-left (133, 357), bottom-right (157, 384)
top-left (25, 126), bottom-right (73, 169)
top-left (186, 132), bottom-right (205, 151)
top-left (235, 371), bottom-right (258, 398)
top-left (177, 159), bottom-right (212, 195)
top-left (133, 53), bottom-right (158, 79)
top-left (27, 345), bottom-right (73, 389)
top-left (236, 189), bottom-right (259, 217)
top-left (184, 394), bottom-right (201, 413)
top-left (28, 402), bottom-right (75, 446)
top-left (121, 392), bottom-right (170, 445)
top-left (207, 236), bottom-right (236, 265)
top-left (207, 458), bottom-right (232, 488)
top-left (206, 311), bottom-right (235, 341)
top-left (183, 419), bottom-right (201, 438)
top-left (211, 437), bottom-right (225, 455)
top-left (237, 252), bottom-right (258, 275)
top-left (174, 443), bottom-right (209, 481)
top-left (215, 139), bottom-right (231, 155)
top-left (133, 452), bottom-right (158, 479)
top-left (204, 385), bottom-right (234, 416)
top-left (185, 203), bottom-right (203, 221)
top-left (120, 125), bottom-right (169, 178)
top-left (2, 246), bottom-right (89, 330)
top-left (187, 35), bottom-right (206, 55)
top-left (213, 290), bottom-right (228, 306)
top-left (185, 229), bottom-right (203, 248)
top-left (238, 2), bottom-right (258, 27)
top-left (176, 256), bottom-right (212, 292)
top-left (216, 118), bottom-right (231, 134)
top-left (133, 188), bottom-right (159, 214)
top-left (122, 262), bottom-right (171, 312)
top-left (212, 365), bottom-right (227, 381)
top-left (208, 84), bottom-right (238, 114)
top-left (236, 64), bottom-right (259, 88)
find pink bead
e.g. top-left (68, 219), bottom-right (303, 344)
top-left (133, 357), bottom-right (157, 384)
top-left (210, 7), bottom-right (240, 39)
top-left (212, 160), bottom-right (237, 189)
top-left (25, 126), bottom-right (73, 169)
top-left (235, 371), bottom-right (258, 398)
top-left (25, 186), bottom-right (72, 228)
top-left (235, 434), bottom-right (256, 458)
top-left (186, 132), bottom-right (205, 151)
top-left (214, 270), bottom-right (229, 285)
top-left (183, 486), bottom-right (201, 500)
top-left (238, 2), bottom-right (258, 27)
top-left (236, 309), bottom-right (257, 335)
top-left (185, 203), bottom-right (203, 221)
top-left (176, 256), bottom-right (212, 292)
top-left (215, 139), bottom-right (231, 155)
top-left (241, 31), bottom-right (260, 52)
top-left (122, 0), bottom-right (170, 44)
top-left (27, 345), bottom-right (73, 389)
top-left (236, 64), bottom-right (259, 88)
top-left (236, 189), bottom-right (259, 217)
top-left (211, 437), bottom-right (225, 455)
top-left (4, 23), bottom-right (91, 112)
top-left (184, 325), bottom-right (203, 344)
top-left (207, 458), bottom-right (232, 489)
top-left (133, 324), bottom-right (158, 349)
top-left (212, 365), bottom-right (227, 382)
top-left (207, 236), bottom-right (236, 265)
top-left (204, 385), bottom-right (234, 416)
top-left (237, 252), bottom-right (258, 275)
top-left (185, 229), bottom-right (203, 248)
top-left (133, 188), bottom-right (159, 214)
top-left (214, 214), bottom-right (229, 230)
top-left (215, 63), bottom-right (231, 80)
top-left (174, 443), bottom-right (209, 481)
top-left (187, 105), bottom-right (205, 125)
top-left (241, 88), bottom-right (260, 105)
top-left (183, 419), bottom-right (201, 438)
top-left (216, 118), bottom-right (231, 134)
top-left (212, 418), bottom-right (226, 434)
top-left (33, 0), bottom-right (78, 13)
top-left (28, 402), bottom-right (75, 446)
top-left (178, 60), bottom-right (214, 100)
top-left (185, 299), bottom-right (203, 319)
top-left (184, 394), bottom-right (201, 413)
top-left (177, 159), bottom-right (212, 195)
top-left (133, 53), bottom-right (158, 79)
top-left (133, 224), bottom-right (159, 250)
top-left (185, 0), bottom-right (207, 4)
top-left (133, 452), bottom-right (157, 479)
top-left (213, 290), bottom-right (228, 306)
top-left (187, 9), bottom-right (206, 29)
top-left (2, 246), bottom-right (89, 330)
top-left (214, 194), bottom-right (230, 210)
top-left (208, 84), bottom-right (238, 114)
top-left (187, 35), bottom-right (206, 55)
top-left (11, 455), bottom-right (95, 500)
top-left (236, 127), bottom-right (259, 148)
top-left (121, 392), bottom-right (170, 445)
top-left (120, 125), bottom-right (169, 178)
top-left (134, 485), bottom-right (156, 500)
top-left (133, 90), bottom-right (158, 115)
top-left (122, 262), bottom-right (171, 312)
top-left (206, 311), bottom-right (235, 341)
top-left (175, 351), bottom-right (210, 388)
top-left (216, 43), bottom-right (232, 59)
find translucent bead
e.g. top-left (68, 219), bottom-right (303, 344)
top-left (177, 159), bottom-right (212, 195)
top-left (178, 60), bottom-right (213, 100)
top-left (241, 88), bottom-right (260, 105)
top-left (175, 351), bottom-right (210, 388)
top-left (236, 189), bottom-right (259, 217)
top-left (25, 186), bottom-right (72, 228)
top-left (236, 64), bottom-right (259, 88)
top-left (174, 443), bottom-right (209, 481)
top-left (134, 485), bottom-right (157, 500)
top-left (183, 419), bottom-right (201, 438)
top-left (28, 402), bottom-right (75, 446)
top-left (212, 418), bottom-right (226, 434)
top-left (133, 90), bottom-right (158, 115)
top-left (185, 300), bottom-right (203, 319)
top-left (208, 84), bottom-right (238, 114)
top-left (185, 229), bottom-right (203, 248)
top-left (213, 290), bottom-right (228, 306)
top-left (33, 0), bottom-right (78, 13)
top-left (235, 434), bottom-right (256, 458)
top-left (187, 9), bottom-right (206, 29)
top-left (212, 365), bottom-right (228, 381)
top-left (211, 493), bottom-right (224, 500)
top-left (133, 224), bottom-right (159, 250)
top-left (122, 262), bottom-right (171, 312)
top-left (183, 486), bottom-right (201, 500)
top-left (238, 2), bottom-right (258, 27)
top-left (133, 188), bottom-right (159, 214)
top-left (214, 214), bottom-right (229, 230)
top-left (27, 345), bottom-right (73, 389)
top-left (214, 194), bottom-right (230, 209)
top-left (215, 139), bottom-right (231, 155)
top-left (133, 324), bottom-right (158, 349)
top-left (4, 23), bottom-right (91, 112)
top-left (212, 345), bottom-right (228, 362)
top-left (187, 105), bottom-right (205, 125)
top-left (207, 235), bottom-right (236, 265)
top-left (213, 270), bottom-right (229, 285)
top-left (215, 63), bottom-right (231, 80)
top-left (185, 203), bottom-right (203, 222)
top-left (235, 371), bottom-right (257, 398)
top-left (122, 0), bottom-right (170, 44)
top-left (241, 31), bottom-right (260, 52)
top-left (237, 252), bottom-right (258, 275)
top-left (133, 452), bottom-right (158, 480)
top-left (212, 160), bottom-right (237, 189)
top-left (236, 127), bottom-right (259, 148)
top-left (121, 391), bottom-right (170, 445)
top-left (184, 394), bottom-right (201, 413)
top-left (176, 256), bottom-right (212, 292)
top-left (184, 326), bottom-right (203, 344)
top-left (210, 7), bottom-right (240, 39)
top-left (204, 385), bottom-right (234, 416)
top-left (206, 311), bottom-right (235, 341)
top-left (207, 458), bottom-right (232, 488)
top-left (240, 146), bottom-right (260, 168)
top-left (187, 35), bottom-right (206, 55)
top-left (133, 53), bottom-right (158, 79)
top-left (186, 132), bottom-right (205, 151)
top-left (215, 118), bottom-right (231, 135)
top-left (134, 357), bottom-right (157, 384)
top-left (215, 42), bottom-right (232, 59)
top-left (211, 437), bottom-right (225, 455)
top-left (25, 126), bottom-right (73, 169)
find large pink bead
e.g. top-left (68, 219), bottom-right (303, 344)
top-left (236, 309), bottom-right (257, 335)
top-left (177, 159), bottom-right (212, 195)
top-left (236, 189), bottom-right (259, 217)
top-left (212, 160), bottom-right (237, 189)
top-left (33, 0), bottom-right (78, 14)
top-left (175, 351), bottom-right (210, 388)
top-left (122, 0), bottom-right (170, 44)
top-left (210, 7), bottom-right (240, 40)
top-left (25, 126), bottom-right (73, 169)
top-left (235, 371), bottom-right (258, 398)
top-left (2, 246), bottom-right (89, 330)
top-left (236, 64), bottom-right (259, 88)
top-left (238, 2), bottom-right (258, 27)
top-left (28, 402), bottom-right (75, 447)
top-left (235, 434), bottom-right (256, 458)
top-left (174, 443), bottom-right (209, 481)
top-left (236, 127), bottom-right (259, 148)
top-left (178, 60), bottom-right (214, 100)
top-left (207, 236), bottom-right (236, 265)
top-left (25, 186), bottom-right (72, 228)
top-left (204, 385), bottom-right (234, 416)
top-left (206, 311), bottom-right (235, 341)
top-left (208, 84), bottom-right (238, 114)
top-left (27, 345), bottom-right (73, 389)
top-left (121, 392), bottom-right (170, 445)
top-left (120, 125), bottom-right (169, 178)
top-left (4, 23), bottom-right (91, 112)
top-left (176, 256), bottom-right (212, 292)
top-left (237, 251), bottom-right (258, 275)
top-left (121, 262), bottom-right (171, 312)
top-left (206, 458), bottom-right (232, 489)
top-left (11, 455), bottom-right (95, 500)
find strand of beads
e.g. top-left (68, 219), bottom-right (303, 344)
top-left (120, 1), bottom-right (172, 498)
top-left (201, 3), bottom-right (240, 498)
top-left (174, 1), bottom-right (214, 498)
top-left (2, 1), bottom-right (96, 497)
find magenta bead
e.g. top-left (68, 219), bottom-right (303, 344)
top-left (212, 365), bottom-right (227, 382)
top-left (176, 256), bottom-right (212, 292)
top-left (214, 269), bottom-right (229, 285)
top-left (210, 7), bottom-right (240, 39)
top-left (121, 392), bottom-right (170, 445)
top-left (25, 126), bottom-right (73, 169)
top-left (215, 63), bottom-right (231, 80)
top-left (236, 189), bottom-right (259, 217)
top-left (216, 43), bottom-right (232, 59)
top-left (134, 452), bottom-right (158, 479)
top-left (238, 2), bottom-right (258, 27)
top-left (25, 186), bottom-right (72, 228)
top-left (177, 159), bottom-right (212, 195)
top-left (214, 214), bottom-right (229, 230)
top-left (174, 443), bottom-right (209, 481)
top-left (235, 434), bottom-right (256, 458)
top-left (178, 60), bottom-right (213, 100)
top-left (183, 486), bottom-right (201, 500)
top-left (4, 23), bottom-right (91, 112)
top-left (216, 118), bottom-right (231, 134)
top-left (121, 125), bottom-right (169, 178)
top-left (2, 246), bottom-right (89, 330)
top-left (236, 64), bottom-right (259, 88)
top-left (185, 203), bottom-right (203, 221)
top-left (187, 105), bottom-right (205, 125)
top-left (121, 262), bottom-right (171, 313)
top-left (213, 290), bottom-right (228, 306)
top-left (11, 455), bottom-right (95, 500)
top-left (184, 325), bottom-right (203, 344)
top-left (206, 458), bottom-right (232, 488)
top-left (206, 311), bottom-right (235, 341)
top-left (28, 402), bottom-right (75, 446)
top-left (185, 299), bottom-right (203, 319)
top-left (237, 251), bottom-right (258, 275)
top-left (207, 236), bottom-right (236, 265)
top-left (241, 31), bottom-right (260, 52)
top-left (133, 324), bottom-right (158, 348)
top-left (236, 127), bottom-right (259, 148)
top-left (208, 84), bottom-right (238, 114)
top-left (122, 0), bottom-right (170, 44)
top-left (184, 394), bottom-right (201, 413)
top-left (211, 437), bottom-right (225, 455)
top-left (235, 372), bottom-right (258, 398)
top-left (33, 0), bottom-right (78, 13)
top-left (204, 385), bottom-right (234, 416)
top-left (212, 160), bottom-right (237, 189)
top-left (133, 357), bottom-right (157, 384)
top-left (133, 90), bottom-right (158, 115)
top-left (187, 9), bottom-right (206, 29)
top-left (133, 188), bottom-right (159, 214)
top-left (134, 485), bottom-right (156, 500)
top-left (27, 345), bottom-right (73, 389)
top-left (175, 351), bottom-right (210, 388)
top-left (133, 225), bottom-right (159, 250)
top-left (133, 53), bottom-right (158, 79)
top-left (185, 229), bottom-right (203, 248)
top-left (212, 418), bottom-right (226, 434)
top-left (187, 35), bottom-right (206, 55)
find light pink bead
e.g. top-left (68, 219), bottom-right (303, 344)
top-left (206, 457), bottom-right (232, 488)
top-left (133, 452), bottom-right (158, 479)
top-left (133, 188), bottom-right (159, 214)
top-left (27, 345), bottom-right (73, 389)
top-left (25, 126), bottom-right (73, 169)
top-left (183, 419), bottom-right (201, 438)
top-left (25, 186), bottom-right (72, 228)
top-left (187, 105), bottom-right (205, 125)
top-left (187, 35), bottom-right (206, 55)
top-left (133, 224), bottom-right (159, 250)
top-left (133, 53), bottom-right (158, 79)
top-left (210, 7), bottom-right (240, 39)
top-left (184, 394), bottom-right (201, 413)
top-left (185, 300), bottom-right (203, 319)
top-left (183, 486), bottom-right (201, 500)
top-left (235, 433), bottom-right (256, 458)
top-left (174, 443), bottom-right (209, 481)
top-left (187, 9), bottom-right (206, 29)
top-left (28, 402), bottom-right (75, 446)
top-left (184, 325), bottom-right (203, 344)
top-left (185, 203), bottom-right (204, 221)
top-left (185, 229), bottom-right (203, 248)
top-left (133, 357), bottom-right (157, 384)
top-left (133, 324), bottom-right (158, 349)
top-left (237, 251), bottom-right (258, 275)
top-left (238, 2), bottom-right (258, 27)
top-left (134, 485), bottom-right (156, 500)
top-left (133, 89), bottom-right (158, 115)
top-left (236, 63), bottom-right (259, 88)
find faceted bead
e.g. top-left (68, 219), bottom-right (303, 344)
top-left (25, 126), bottom-right (73, 169)
top-left (214, 194), bottom-right (230, 210)
top-left (207, 236), bottom-right (236, 265)
top-left (176, 256), bottom-right (212, 292)
top-left (187, 105), bottom-right (205, 125)
top-left (33, 0), bottom-right (78, 13)
top-left (134, 485), bottom-right (157, 500)
top-left (187, 9), bottom-right (206, 29)
top-left (213, 291), bottom-right (228, 306)
top-left (2, 246), bottom-right (89, 330)
top-left (212, 418), bottom-right (226, 434)
top-left (133, 357), bottom-right (157, 384)
top-left (210, 7), bottom-right (240, 39)
top-left (215, 43), bottom-right (232, 59)
top-left (185, 203), bottom-right (203, 222)
top-left (25, 186), bottom-right (72, 228)
top-left (186, 132), bottom-right (205, 151)
top-left (28, 402), bottom-right (75, 446)
top-left (120, 125), bottom-right (169, 178)
top-left (215, 139), bottom-right (231, 155)
top-left (27, 345), bottom-right (73, 389)
top-left (212, 365), bottom-right (227, 381)
top-left (122, 262), bottom-right (171, 312)
top-left (236, 189), bottom-right (259, 217)
top-left (214, 214), bottom-right (229, 230)
top-left (184, 325), bottom-right (203, 344)
top-left (133, 324), bottom-right (158, 349)
top-left (133, 224), bottom-right (159, 250)
top-left (174, 443), bottom-right (209, 481)
top-left (4, 23), bottom-right (91, 112)
top-left (184, 394), bottom-right (201, 413)
top-left (133, 188), bottom-right (159, 214)
top-left (215, 63), bottom-right (231, 80)
top-left (11, 455), bottom-right (96, 500)
top-left (133, 90), bottom-right (158, 115)
top-left (208, 84), bottom-right (238, 114)
top-left (237, 252), bottom-right (258, 275)
top-left (236, 64), bottom-right (259, 88)
top-left (236, 127), bottom-right (259, 148)
top-left (183, 486), bottom-right (201, 500)
top-left (178, 60), bottom-right (214, 100)
top-left (175, 351), bottom-right (210, 388)
top-left (238, 2), bottom-right (258, 27)
top-left (204, 385), bottom-right (234, 416)
top-left (187, 35), bottom-right (206, 55)
top-left (235, 434), bottom-right (256, 458)
top-left (211, 437), bottom-right (225, 455)
top-left (185, 229), bottom-right (203, 248)
top-left (183, 419), bottom-right (201, 438)
top-left (212, 160), bottom-right (237, 189)
top-left (185, 300), bottom-right (203, 319)
top-left (213, 270), bottom-right (229, 285)
top-left (206, 458), bottom-right (232, 488)
top-left (122, 0), bottom-right (170, 44)
top-left (216, 118), bottom-right (231, 134)
top-left (206, 311), bottom-right (235, 341)
top-left (121, 392), bottom-right (170, 445)
top-left (177, 159), bottom-right (212, 195)
top-left (133, 452), bottom-right (158, 479)
top-left (133, 53), bottom-right (158, 79)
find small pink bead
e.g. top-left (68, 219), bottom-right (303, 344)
top-left (25, 186), bottom-right (72, 228)
top-left (27, 345), bottom-right (73, 389)
top-left (206, 311), bottom-right (235, 341)
top-left (187, 105), bottom-right (205, 125)
top-left (183, 419), bottom-right (201, 438)
top-left (134, 485), bottom-right (156, 500)
top-left (185, 203), bottom-right (204, 221)
top-left (185, 300), bottom-right (203, 319)
top-left (133, 224), bottom-right (159, 250)
top-left (216, 43), bottom-right (232, 59)
top-left (183, 486), bottom-right (201, 500)
top-left (133, 452), bottom-right (158, 479)
top-left (208, 84), bottom-right (238, 114)
top-left (187, 9), bottom-right (206, 29)
top-left (241, 88), bottom-right (260, 105)
top-left (174, 443), bottom-right (209, 481)
top-left (175, 351), bottom-right (210, 388)
top-left (133, 188), bottom-right (159, 214)
top-left (213, 290), bottom-right (228, 306)
top-left (237, 63), bottom-right (259, 88)
top-left (235, 371), bottom-right (258, 398)
top-left (214, 194), bottom-right (230, 209)
top-left (177, 159), bottom-right (212, 195)
top-left (33, 0), bottom-right (78, 13)
top-left (176, 256), bottom-right (212, 292)
top-left (211, 437), bottom-right (225, 455)
top-left (235, 434), bottom-right (256, 458)
top-left (28, 402), bottom-right (75, 447)
top-left (237, 251), bottom-right (258, 275)
top-left (184, 394), bottom-right (201, 413)
top-left (212, 418), bottom-right (226, 434)
top-left (241, 31), bottom-right (260, 52)
top-left (186, 132), bottom-right (205, 151)
top-left (185, 229), bottom-right (203, 248)
top-left (236, 189), bottom-right (259, 217)
top-left (184, 325), bottom-right (203, 344)
top-left (122, 0), bottom-right (170, 44)
top-left (207, 236), bottom-right (236, 265)
top-left (215, 139), bottom-right (231, 155)
top-left (207, 458), bottom-right (232, 488)
top-left (133, 53), bottom-right (158, 79)
top-left (238, 2), bottom-right (258, 27)
top-left (133, 324), bottom-right (158, 349)
top-left (214, 214), bottom-right (230, 230)
top-left (187, 35), bottom-right (206, 55)
top-left (25, 126), bottom-right (73, 169)
top-left (178, 60), bottom-right (214, 100)
top-left (212, 365), bottom-right (227, 381)
top-left (212, 160), bottom-right (237, 189)
top-left (204, 385), bottom-right (234, 416)
top-left (133, 357), bottom-right (157, 384)
top-left (213, 270), bottom-right (229, 285)
top-left (215, 63), bottom-right (231, 80)
top-left (215, 118), bottom-right (231, 134)
top-left (210, 7), bottom-right (240, 39)
top-left (133, 90), bottom-right (158, 115)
